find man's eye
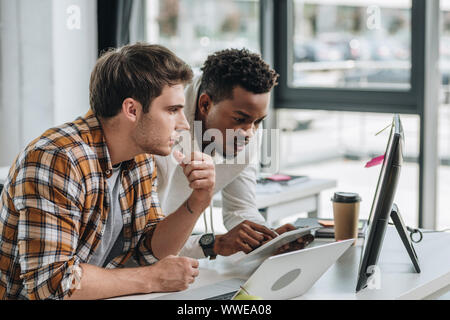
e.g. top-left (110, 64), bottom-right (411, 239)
top-left (234, 118), bottom-right (245, 123)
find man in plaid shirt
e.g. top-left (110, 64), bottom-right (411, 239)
top-left (0, 43), bottom-right (215, 300)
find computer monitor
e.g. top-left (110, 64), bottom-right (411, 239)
top-left (356, 114), bottom-right (419, 292)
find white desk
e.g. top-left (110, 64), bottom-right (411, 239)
top-left (213, 178), bottom-right (337, 227)
top-left (300, 229), bottom-right (450, 300)
top-left (113, 226), bottom-right (450, 300)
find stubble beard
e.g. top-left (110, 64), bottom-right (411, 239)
top-left (134, 116), bottom-right (170, 156)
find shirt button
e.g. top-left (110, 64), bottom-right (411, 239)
top-left (105, 170), bottom-right (111, 175)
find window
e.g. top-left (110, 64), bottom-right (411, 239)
top-left (291, 0), bottom-right (411, 90)
top-left (145, 0), bottom-right (260, 71)
top-left (273, 0), bottom-right (433, 228)
top-left (274, 0), bottom-right (424, 114)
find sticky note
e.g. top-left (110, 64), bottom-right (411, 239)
top-left (318, 220), bottom-right (335, 227)
top-left (365, 155), bottom-right (385, 168)
top-left (267, 174), bottom-right (292, 182)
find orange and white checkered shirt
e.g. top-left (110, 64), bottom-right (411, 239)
top-left (0, 109), bottom-right (164, 300)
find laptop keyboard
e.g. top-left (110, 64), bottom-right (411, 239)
top-left (205, 290), bottom-right (238, 300)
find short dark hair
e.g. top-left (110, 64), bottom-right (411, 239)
top-left (90, 43), bottom-right (193, 118)
top-left (199, 48), bottom-right (279, 103)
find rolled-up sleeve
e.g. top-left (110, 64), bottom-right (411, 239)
top-left (13, 149), bottom-right (84, 300)
top-left (134, 222), bottom-right (160, 266)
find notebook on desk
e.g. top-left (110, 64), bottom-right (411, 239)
top-left (294, 218), bottom-right (368, 239)
top-left (255, 174), bottom-right (309, 194)
top-left (257, 174), bottom-right (309, 186)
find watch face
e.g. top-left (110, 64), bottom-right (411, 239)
top-left (200, 234), bottom-right (214, 246)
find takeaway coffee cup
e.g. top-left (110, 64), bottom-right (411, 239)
top-left (331, 192), bottom-right (362, 245)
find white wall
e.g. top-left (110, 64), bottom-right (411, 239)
top-left (0, 0), bottom-right (97, 166)
top-left (52, 0), bottom-right (98, 125)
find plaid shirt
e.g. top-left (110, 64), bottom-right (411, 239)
top-left (0, 110), bottom-right (164, 300)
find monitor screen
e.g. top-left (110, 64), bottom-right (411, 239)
top-left (356, 114), bottom-right (404, 292)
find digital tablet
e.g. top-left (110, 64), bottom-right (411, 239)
top-left (236, 226), bottom-right (319, 264)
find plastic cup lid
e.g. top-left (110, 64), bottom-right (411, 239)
top-left (331, 192), bottom-right (362, 203)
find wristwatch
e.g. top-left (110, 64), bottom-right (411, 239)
top-left (199, 233), bottom-right (217, 260)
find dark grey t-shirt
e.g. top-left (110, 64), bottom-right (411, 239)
top-left (89, 165), bottom-right (124, 267)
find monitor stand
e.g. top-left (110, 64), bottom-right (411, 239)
top-left (390, 203), bottom-right (421, 273)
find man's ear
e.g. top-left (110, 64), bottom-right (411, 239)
top-left (122, 98), bottom-right (140, 123)
top-left (198, 93), bottom-right (213, 116)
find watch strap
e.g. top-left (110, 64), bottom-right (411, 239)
top-left (199, 234), bottom-right (217, 259)
top-left (203, 246), bottom-right (216, 260)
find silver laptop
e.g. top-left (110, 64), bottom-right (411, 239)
top-left (154, 239), bottom-right (353, 300)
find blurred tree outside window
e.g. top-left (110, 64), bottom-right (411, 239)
top-left (146, 0), bottom-right (260, 72)
top-left (291, 0), bottom-right (412, 90)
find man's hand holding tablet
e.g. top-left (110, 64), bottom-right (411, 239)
top-left (213, 220), bottom-right (278, 256)
top-left (233, 226), bottom-right (319, 263)
top-left (271, 224), bottom-right (315, 255)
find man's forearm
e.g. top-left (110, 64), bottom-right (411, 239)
top-left (65, 263), bottom-right (149, 300)
top-left (151, 151), bottom-right (215, 260)
top-left (151, 194), bottom-right (207, 259)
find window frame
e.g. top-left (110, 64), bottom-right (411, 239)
top-left (273, 0), bottom-right (425, 115)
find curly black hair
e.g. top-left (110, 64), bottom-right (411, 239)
top-left (199, 48), bottom-right (279, 103)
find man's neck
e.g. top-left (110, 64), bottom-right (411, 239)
top-left (100, 118), bottom-right (138, 166)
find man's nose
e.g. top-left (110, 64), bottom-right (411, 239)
top-left (176, 111), bottom-right (190, 131)
top-left (240, 123), bottom-right (256, 139)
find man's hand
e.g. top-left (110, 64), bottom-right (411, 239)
top-left (274, 223), bottom-right (297, 235)
top-left (174, 151), bottom-right (215, 214)
top-left (213, 220), bottom-right (278, 256)
top-left (65, 256), bottom-right (199, 300)
top-left (273, 223), bottom-right (315, 256)
top-left (146, 255), bottom-right (200, 293)
top-left (151, 152), bottom-right (214, 260)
